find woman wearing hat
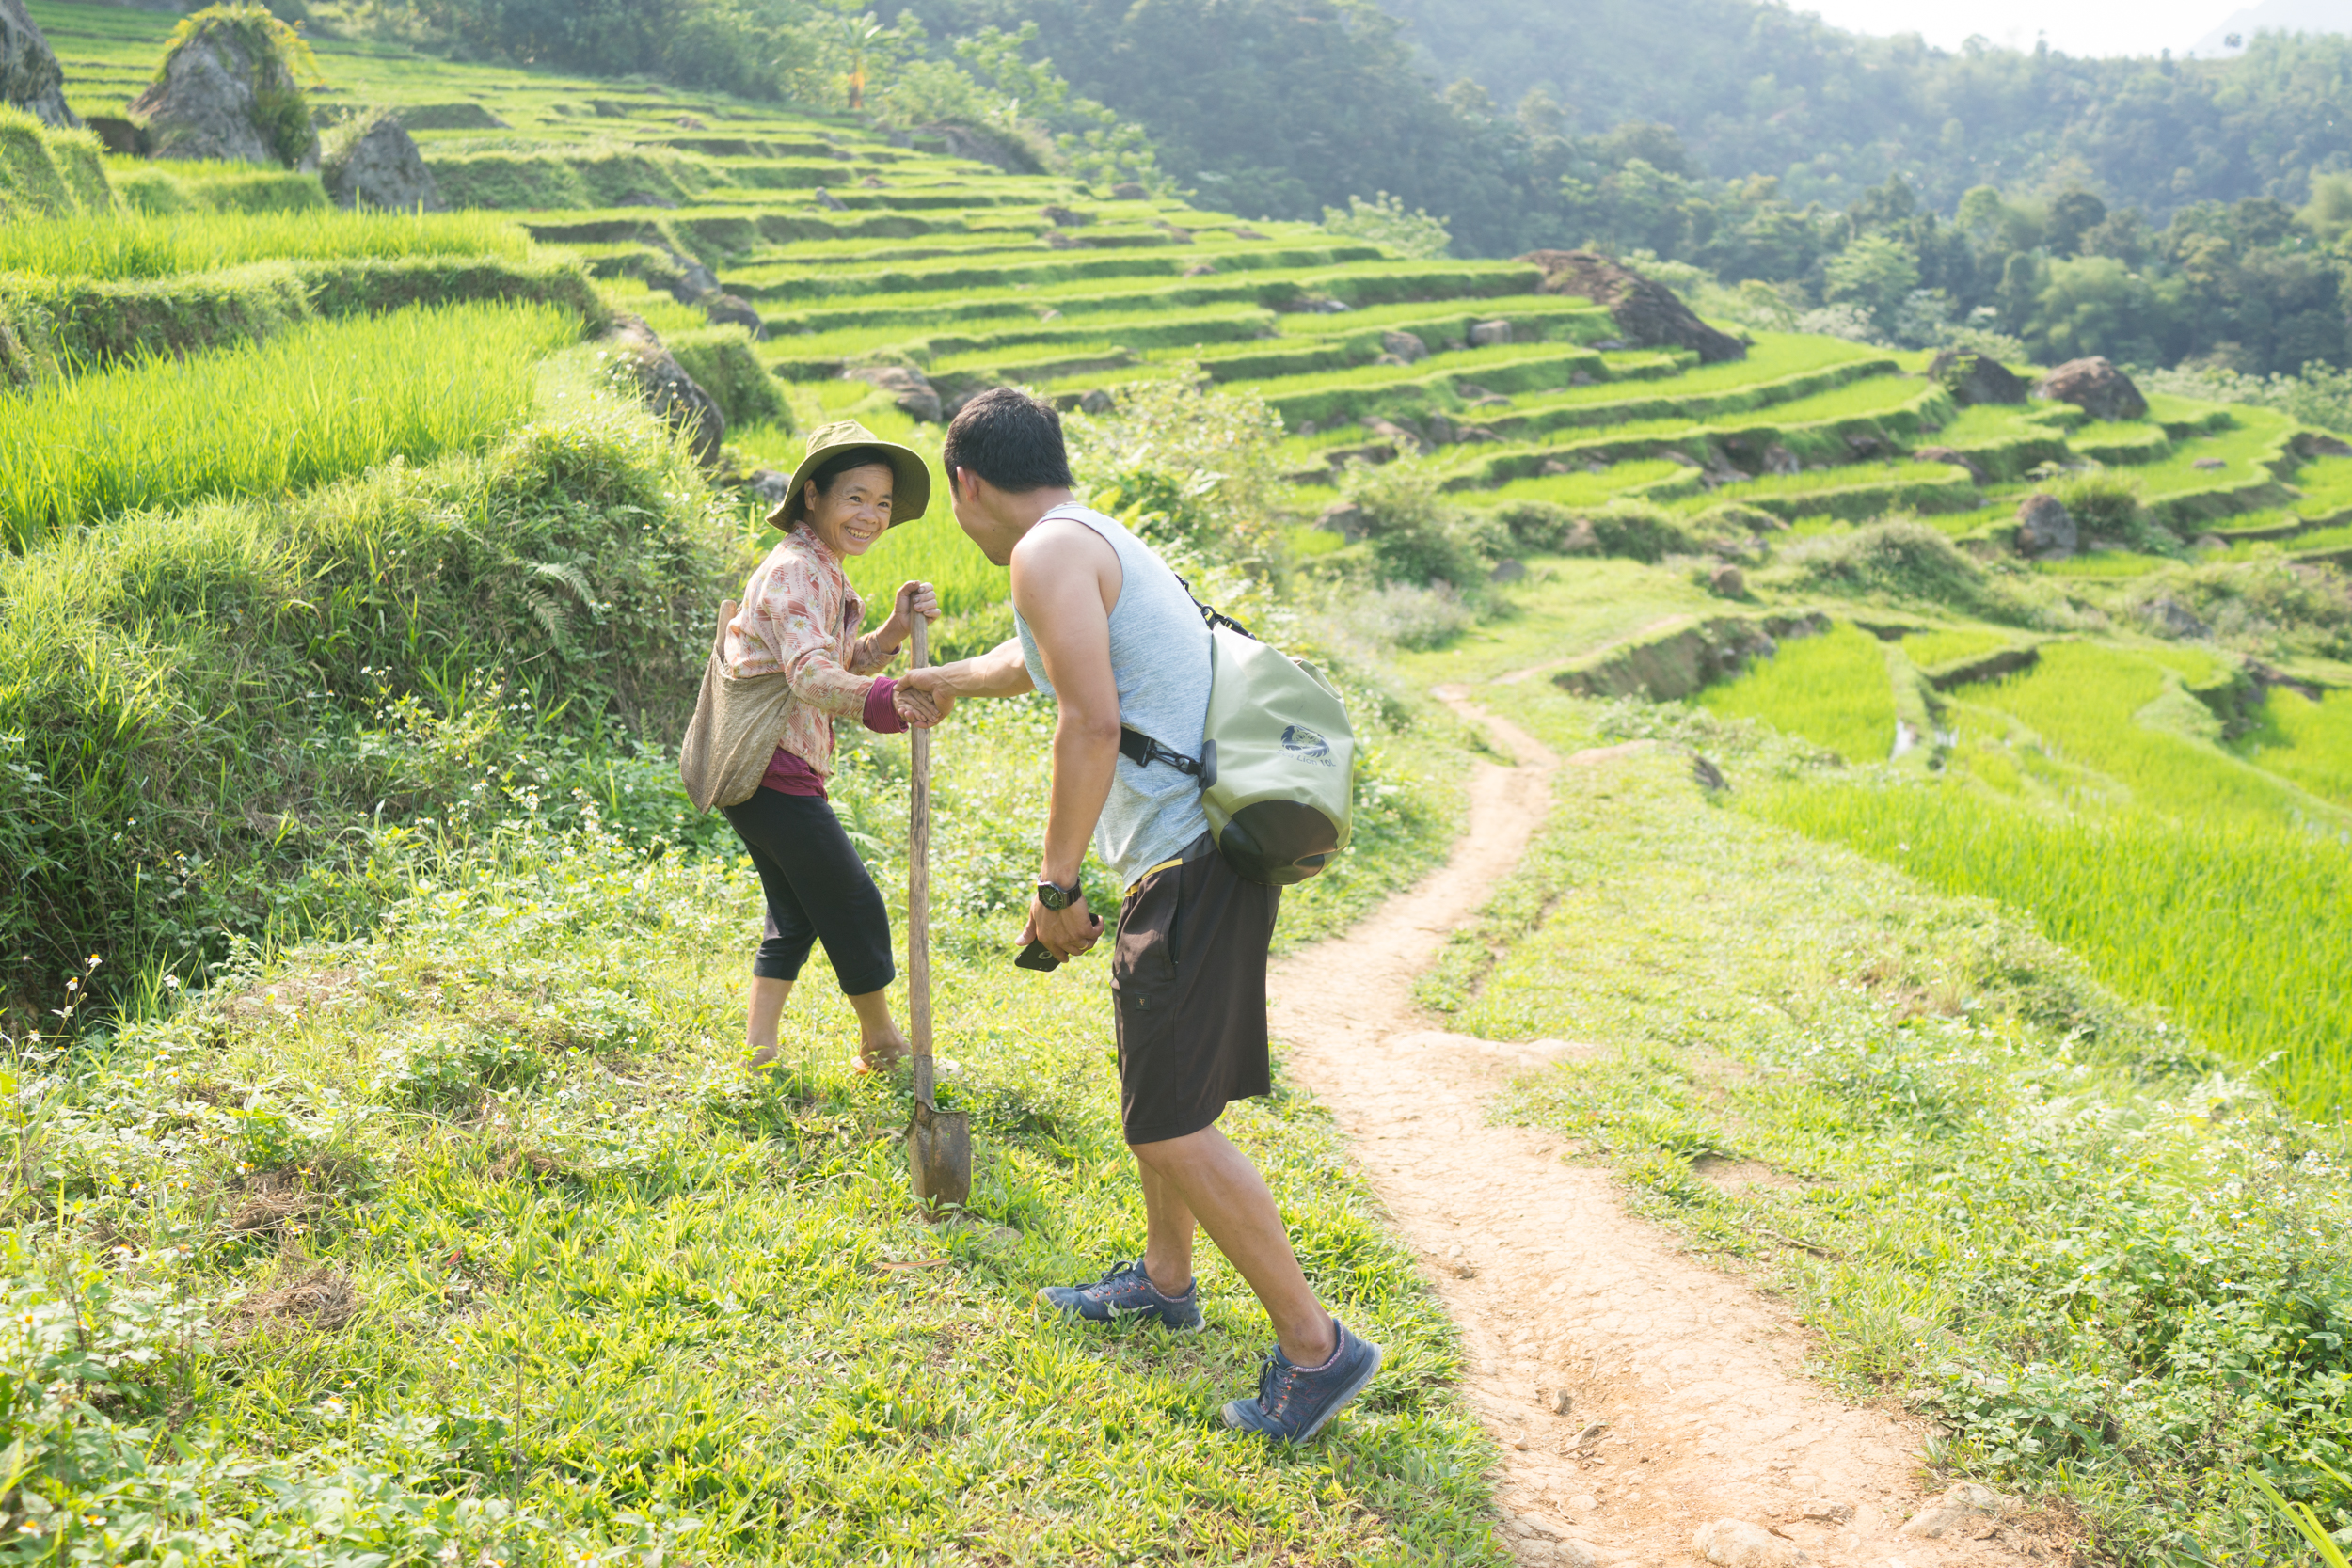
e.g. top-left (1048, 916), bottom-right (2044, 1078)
top-left (724, 420), bottom-right (950, 1074)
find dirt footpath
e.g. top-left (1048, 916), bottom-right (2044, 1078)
top-left (1268, 692), bottom-right (2053, 1568)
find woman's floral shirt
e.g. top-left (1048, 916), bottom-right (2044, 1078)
top-left (723, 523), bottom-right (898, 782)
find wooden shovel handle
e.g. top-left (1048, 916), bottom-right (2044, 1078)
top-left (907, 614), bottom-right (934, 1106)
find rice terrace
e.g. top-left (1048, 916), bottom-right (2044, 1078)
top-left (3, 0), bottom-right (2352, 1560)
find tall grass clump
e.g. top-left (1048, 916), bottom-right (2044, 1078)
top-left (0, 361), bottom-right (738, 1007)
top-left (1754, 780), bottom-right (2352, 1114)
top-left (0, 208), bottom-right (530, 279)
top-left (1698, 619), bottom-right (1895, 762)
top-left (0, 301), bottom-right (578, 546)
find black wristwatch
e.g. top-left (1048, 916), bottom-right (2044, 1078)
top-left (1035, 879), bottom-right (1081, 911)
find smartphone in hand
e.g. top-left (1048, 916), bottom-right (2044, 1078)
top-left (1014, 915), bottom-right (1102, 972)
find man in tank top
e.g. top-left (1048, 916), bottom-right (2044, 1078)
top-left (904, 388), bottom-right (1381, 1444)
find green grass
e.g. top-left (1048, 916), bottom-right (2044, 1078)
top-left (0, 209), bottom-right (532, 278)
top-left (1899, 627), bottom-right (2018, 669)
top-left (0, 721), bottom-right (1499, 1562)
top-left (1695, 620), bottom-right (1897, 762)
top-left (2131, 407), bottom-right (2297, 499)
top-left (2035, 550), bottom-right (2175, 578)
top-left (0, 302), bottom-right (578, 546)
top-left (1475, 459), bottom-right (1689, 508)
top-left (2243, 685), bottom-right (2352, 808)
top-left (1664, 459), bottom-right (1973, 518)
top-left (1413, 723), bottom-right (2352, 1562)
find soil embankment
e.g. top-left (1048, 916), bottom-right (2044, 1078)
top-left (1269, 690), bottom-right (2050, 1567)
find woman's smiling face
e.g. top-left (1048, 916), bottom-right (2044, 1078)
top-left (803, 461), bottom-right (895, 557)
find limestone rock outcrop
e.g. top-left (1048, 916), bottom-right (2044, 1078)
top-left (1929, 346), bottom-right (2029, 405)
top-left (130, 16), bottom-right (316, 166)
top-left (609, 315), bottom-right (725, 468)
top-left (1519, 249), bottom-right (1747, 363)
top-left (2015, 492), bottom-right (2076, 558)
top-left (1, 0), bottom-right (76, 128)
top-left (321, 112), bottom-right (443, 211)
top-left (2035, 356), bottom-right (2148, 420)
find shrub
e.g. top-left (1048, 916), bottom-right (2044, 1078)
top-left (1339, 464), bottom-right (1494, 587)
top-left (1325, 581), bottom-right (1474, 650)
top-left (2119, 557), bottom-right (2352, 659)
top-left (1772, 517), bottom-right (2022, 619)
top-left (2050, 467), bottom-right (2163, 546)
top-left (668, 325), bottom-right (791, 431)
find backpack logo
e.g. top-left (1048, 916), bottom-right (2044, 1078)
top-left (1281, 724), bottom-right (1335, 765)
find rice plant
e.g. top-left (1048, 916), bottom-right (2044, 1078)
top-left (0, 301), bottom-right (576, 545)
top-left (2244, 685), bottom-right (2352, 808)
top-left (1697, 619), bottom-right (1897, 763)
top-left (1957, 641), bottom-right (2333, 826)
top-left (1899, 627), bottom-right (2017, 669)
top-left (0, 207), bottom-right (531, 279)
top-left (1755, 780), bottom-right (2352, 1115)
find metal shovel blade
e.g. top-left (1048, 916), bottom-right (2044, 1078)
top-left (906, 1096), bottom-right (972, 1211)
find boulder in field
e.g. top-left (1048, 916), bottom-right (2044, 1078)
top-left (2035, 356), bottom-right (2148, 420)
top-left (1518, 249), bottom-right (1746, 363)
top-left (1380, 329), bottom-right (1428, 363)
top-left (1469, 319), bottom-right (1513, 347)
top-left (1316, 500), bottom-right (1370, 541)
top-left (846, 364), bottom-right (942, 423)
top-left (1762, 443), bottom-right (1801, 475)
top-left (1915, 444), bottom-right (1988, 483)
top-left (1708, 562), bottom-right (1746, 597)
top-left (1110, 181), bottom-right (1146, 198)
top-left (131, 8), bottom-right (319, 166)
top-left (2015, 492), bottom-right (2076, 558)
top-left (813, 186), bottom-right (847, 211)
top-left (608, 315), bottom-right (725, 468)
top-left (1928, 347), bottom-right (2029, 405)
top-left (320, 111), bottom-right (443, 211)
top-left (1077, 388), bottom-right (1115, 415)
top-left (702, 293), bottom-right (764, 337)
top-left (2, 0), bottom-right (77, 128)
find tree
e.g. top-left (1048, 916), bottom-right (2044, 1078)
top-left (1823, 232), bottom-right (1921, 333)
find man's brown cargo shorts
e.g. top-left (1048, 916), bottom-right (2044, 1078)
top-left (1109, 835), bottom-right (1279, 1146)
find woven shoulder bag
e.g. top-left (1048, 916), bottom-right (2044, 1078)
top-left (678, 599), bottom-right (798, 812)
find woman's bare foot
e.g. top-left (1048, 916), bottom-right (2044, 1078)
top-left (745, 1042), bottom-right (784, 1073)
top-left (851, 1034), bottom-right (909, 1074)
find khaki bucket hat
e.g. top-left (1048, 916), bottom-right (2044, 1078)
top-left (769, 419), bottom-right (933, 531)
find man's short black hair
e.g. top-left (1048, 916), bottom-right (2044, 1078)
top-left (942, 388), bottom-right (1074, 493)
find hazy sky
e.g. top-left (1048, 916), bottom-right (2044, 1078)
top-left (1791, 0), bottom-right (2265, 58)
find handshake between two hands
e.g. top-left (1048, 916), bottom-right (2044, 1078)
top-left (887, 578), bottom-right (955, 729)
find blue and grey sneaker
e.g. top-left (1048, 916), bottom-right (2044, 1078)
top-left (1221, 1320), bottom-right (1382, 1444)
top-left (1038, 1259), bottom-right (1205, 1331)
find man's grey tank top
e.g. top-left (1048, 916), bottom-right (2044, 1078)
top-left (1013, 503), bottom-right (1211, 886)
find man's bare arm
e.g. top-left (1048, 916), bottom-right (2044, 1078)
top-left (905, 636), bottom-right (1033, 701)
top-left (1017, 520), bottom-right (1123, 955)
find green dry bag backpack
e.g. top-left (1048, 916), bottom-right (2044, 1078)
top-left (1119, 602), bottom-right (1355, 887)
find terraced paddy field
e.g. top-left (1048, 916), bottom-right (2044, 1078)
top-left (11, 4), bottom-right (2352, 1562)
